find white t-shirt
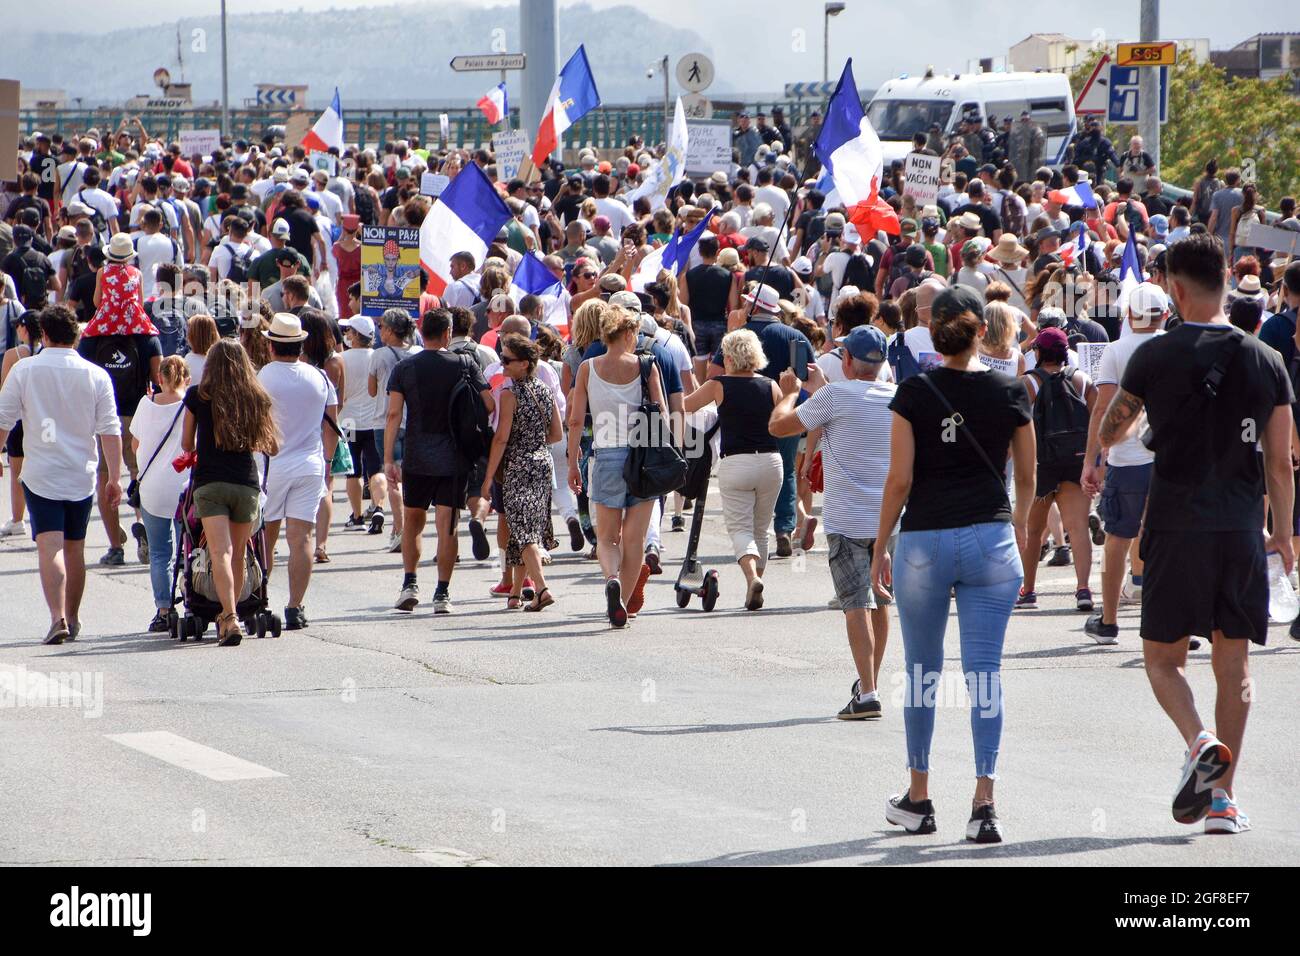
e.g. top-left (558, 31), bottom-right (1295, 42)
top-left (75, 188), bottom-right (120, 244)
top-left (338, 345), bottom-right (374, 435)
top-left (1093, 331), bottom-right (1163, 467)
top-left (593, 197), bottom-right (634, 239)
top-left (129, 395), bottom-right (189, 518)
top-left (312, 187), bottom-right (343, 224)
top-left (209, 240), bottom-right (253, 281)
top-left (184, 352), bottom-right (206, 386)
top-left (57, 160), bottom-right (88, 204)
top-left (903, 325), bottom-right (940, 369)
top-left (754, 185), bottom-right (791, 227)
top-left (979, 352), bottom-right (1020, 377)
top-left (441, 275), bottom-right (481, 309)
top-left (133, 232), bottom-right (183, 297)
top-left (653, 326), bottom-right (693, 381)
top-left (796, 379), bottom-right (897, 537)
top-left (367, 343), bottom-right (420, 429)
top-left (258, 360), bottom-right (338, 482)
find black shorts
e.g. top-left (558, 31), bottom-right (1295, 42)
top-left (693, 320), bottom-right (727, 358)
top-left (348, 431), bottom-right (380, 479)
top-left (402, 471), bottom-right (469, 512)
top-left (1036, 459), bottom-right (1083, 498)
top-left (467, 455), bottom-right (488, 495)
top-left (4, 420), bottom-right (23, 458)
top-left (1139, 529), bottom-right (1268, 645)
top-left (23, 484), bottom-right (93, 541)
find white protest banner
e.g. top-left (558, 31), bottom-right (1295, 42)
top-left (420, 172), bottom-right (450, 197)
top-left (308, 150), bottom-right (337, 177)
top-left (685, 120), bottom-right (730, 176)
top-left (1075, 341), bottom-right (1108, 385)
top-left (1246, 221), bottom-right (1300, 258)
top-left (179, 128), bottom-right (221, 158)
top-left (492, 130), bottom-right (530, 182)
top-left (903, 153), bottom-right (941, 206)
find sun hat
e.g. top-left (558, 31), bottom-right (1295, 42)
top-left (990, 233), bottom-right (1030, 264)
top-left (957, 211), bottom-right (984, 232)
top-left (264, 312), bottom-right (310, 342)
top-left (742, 285), bottom-right (781, 314)
top-left (104, 232), bottom-right (135, 262)
top-left (608, 291), bottom-right (643, 311)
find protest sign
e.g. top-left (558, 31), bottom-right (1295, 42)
top-left (685, 120), bottom-right (730, 176)
top-left (420, 172), bottom-right (450, 197)
top-left (308, 151), bottom-right (337, 177)
top-left (284, 112), bottom-right (311, 149)
top-left (904, 153), bottom-right (941, 206)
top-left (1075, 341), bottom-right (1108, 385)
top-left (359, 225), bottom-right (422, 317)
top-left (179, 128), bottom-right (221, 158)
top-left (1245, 222), bottom-right (1300, 258)
top-left (0, 81), bottom-right (18, 182)
top-left (492, 130), bottom-right (530, 182)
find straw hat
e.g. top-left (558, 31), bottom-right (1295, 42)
top-left (263, 312), bottom-right (309, 343)
top-left (989, 233), bottom-right (1029, 265)
top-left (104, 233), bottom-right (135, 263)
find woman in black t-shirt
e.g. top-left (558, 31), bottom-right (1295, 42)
top-left (871, 285), bottom-right (1036, 845)
top-left (181, 339), bottom-right (279, 645)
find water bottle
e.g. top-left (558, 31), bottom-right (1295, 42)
top-left (1266, 552), bottom-right (1298, 623)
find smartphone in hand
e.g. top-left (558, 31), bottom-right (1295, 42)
top-left (790, 340), bottom-right (807, 381)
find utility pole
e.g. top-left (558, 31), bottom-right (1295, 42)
top-left (662, 54), bottom-right (670, 146)
top-left (521, 0), bottom-right (559, 162)
top-left (220, 0), bottom-right (230, 138)
top-left (1138, 0), bottom-right (1160, 169)
top-left (824, 3), bottom-right (845, 85)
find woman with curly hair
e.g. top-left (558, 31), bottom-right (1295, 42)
top-left (181, 339), bottom-right (280, 645)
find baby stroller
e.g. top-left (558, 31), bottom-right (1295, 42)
top-left (168, 478), bottom-right (279, 640)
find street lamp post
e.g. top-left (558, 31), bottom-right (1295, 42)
top-left (824, 2), bottom-right (845, 85)
top-left (220, 0), bottom-right (229, 139)
top-left (661, 54), bottom-right (670, 146)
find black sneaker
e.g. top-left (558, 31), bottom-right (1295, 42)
top-left (671, 515), bottom-right (685, 532)
top-left (1084, 613), bottom-right (1119, 645)
top-left (605, 578), bottom-right (627, 629)
top-left (1290, 607), bottom-right (1300, 641)
top-left (99, 547), bottom-right (125, 566)
top-left (131, 521), bottom-right (149, 564)
top-left (837, 676), bottom-right (882, 720)
top-left (1047, 545), bottom-right (1072, 567)
top-left (148, 609), bottom-right (171, 633)
top-left (342, 513), bottom-right (367, 531)
top-left (885, 792), bottom-right (937, 834)
top-left (1088, 512), bottom-right (1105, 546)
top-left (468, 518), bottom-right (491, 561)
top-left (284, 606), bottom-right (308, 630)
top-left (367, 509), bottom-right (385, 535)
top-left (966, 804), bottom-right (1003, 843)
top-left (645, 544), bottom-right (662, 575)
top-left (567, 516), bottom-right (584, 552)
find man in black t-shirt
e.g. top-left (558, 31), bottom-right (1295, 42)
top-left (1100, 233), bottom-right (1293, 834)
top-left (385, 309), bottom-right (493, 615)
top-left (742, 237), bottom-right (798, 301)
top-left (682, 236), bottom-right (734, 380)
top-left (951, 181), bottom-right (1001, 243)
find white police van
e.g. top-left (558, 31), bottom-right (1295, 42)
top-left (866, 71), bottom-right (1076, 169)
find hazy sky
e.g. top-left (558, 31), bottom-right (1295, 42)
top-left (12, 0), bottom-right (1294, 89)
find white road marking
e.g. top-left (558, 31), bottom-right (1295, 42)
top-left (414, 847), bottom-right (498, 867)
top-left (719, 647), bottom-right (814, 669)
top-left (106, 731), bottom-right (285, 781)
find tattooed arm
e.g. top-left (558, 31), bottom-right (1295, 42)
top-left (1098, 387), bottom-right (1144, 449)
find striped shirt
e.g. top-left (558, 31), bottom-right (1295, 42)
top-left (797, 379), bottom-right (896, 538)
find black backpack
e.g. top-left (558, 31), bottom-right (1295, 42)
top-left (92, 334), bottom-right (146, 413)
top-left (17, 253), bottom-right (49, 309)
top-left (149, 298), bottom-right (188, 357)
top-left (1029, 366), bottom-right (1090, 467)
top-left (447, 354), bottom-right (493, 464)
top-left (842, 251), bottom-right (875, 292)
top-left (76, 190), bottom-right (111, 240)
top-left (222, 243), bottom-right (254, 283)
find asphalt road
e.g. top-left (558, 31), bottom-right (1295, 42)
top-left (1, 478), bottom-right (1297, 867)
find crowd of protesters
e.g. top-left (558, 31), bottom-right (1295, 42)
top-left (2, 99), bottom-right (1296, 842)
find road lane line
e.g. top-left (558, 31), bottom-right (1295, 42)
top-left (106, 731), bottom-right (285, 781)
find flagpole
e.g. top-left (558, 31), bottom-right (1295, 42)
top-left (741, 159), bottom-right (824, 325)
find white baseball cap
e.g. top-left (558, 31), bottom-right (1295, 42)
top-left (1128, 282), bottom-right (1168, 318)
top-left (271, 218), bottom-right (291, 238)
top-left (339, 315), bottom-right (376, 340)
top-left (791, 255), bottom-right (814, 276)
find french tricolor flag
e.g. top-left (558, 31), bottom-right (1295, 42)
top-left (1048, 182), bottom-right (1097, 209)
top-left (1059, 222), bottom-right (1089, 268)
top-left (418, 162), bottom-right (511, 298)
top-left (510, 252), bottom-right (568, 335)
top-left (530, 45), bottom-right (601, 169)
top-left (477, 82), bottom-right (508, 126)
top-left (813, 60), bottom-right (899, 237)
top-left (300, 88), bottom-right (344, 154)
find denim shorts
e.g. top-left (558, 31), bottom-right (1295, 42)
top-left (22, 484), bottom-right (93, 541)
top-left (1097, 462), bottom-right (1152, 539)
top-left (588, 446), bottom-right (652, 509)
top-left (374, 427), bottom-right (404, 465)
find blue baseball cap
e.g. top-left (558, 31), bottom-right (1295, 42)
top-left (835, 325), bottom-right (888, 363)
top-left (1149, 213), bottom-right (1169, 237)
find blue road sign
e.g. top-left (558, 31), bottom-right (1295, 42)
top-left (1107, 65), bottom-right (1168, 124)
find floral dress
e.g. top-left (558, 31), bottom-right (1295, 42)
top-left (87, 263), bottom-right (150, 335)
top-left (504, 375), bottom-right (555, 567)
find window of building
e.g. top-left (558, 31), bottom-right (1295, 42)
top-left (1260, 38), bottom-right (1283, 70)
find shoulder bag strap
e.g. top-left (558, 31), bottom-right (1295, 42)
top-left (136, 402), bottom-right (185, 485)
top-left (917, 372), bottom-right (1011, 502)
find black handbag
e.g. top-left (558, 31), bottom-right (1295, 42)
top-left (126, 402), bottom-right (184, 510)
top-left (622, 355), bottom-right (687, 499)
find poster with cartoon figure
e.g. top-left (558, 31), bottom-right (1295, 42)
top-left (360, 225), bottom-right (421, 317)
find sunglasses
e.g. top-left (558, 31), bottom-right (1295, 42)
top-left (503, 355), bottom-right (525, 365)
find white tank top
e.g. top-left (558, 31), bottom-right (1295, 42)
top-left (586, 358), bottom-right (643, 449)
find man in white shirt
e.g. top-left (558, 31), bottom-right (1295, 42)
top-left (441, 252), bottom-right (482, 309)
top-left (208, 216), bottom-right (255, 282)
top-left (753, 167), bottom-right (791, 226)
top-left (0, 305), bottom-right (121, 644)
top-left (132, 207), bottom-right (184, 298)
top-left (770, 325), bottom-right (896, 719)
top-left (258, 313), bottom-right (339, 631)
top-left (310, 170), bottom-right (343, 224)
top-left (72, 167), bottom-right (120, 245)
top-left (1081, 283), bottom-right (1167, 645)
top-left (591, 174), bottom-right (634, 239)
top-left (56, 143), bottom-right (89, 205)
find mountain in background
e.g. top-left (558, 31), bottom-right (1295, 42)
top-left (7, 2), bottom-right (722, 108)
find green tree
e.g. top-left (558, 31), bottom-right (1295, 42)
top-left (1069, 49), bottom-right (1300, 204)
